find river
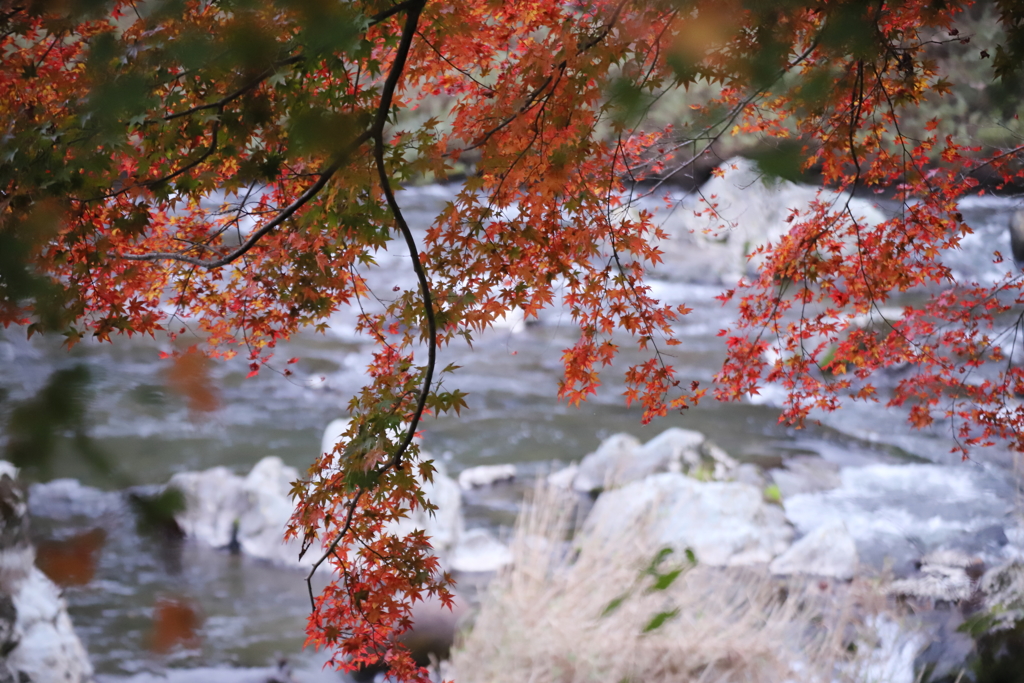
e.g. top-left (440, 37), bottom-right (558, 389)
top-left (3, 182), bottom-right (1023, 679)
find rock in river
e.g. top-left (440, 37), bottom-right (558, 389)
top-left (582, 472), bottom-right (793, 566)
top-left (170, 456), bottom-right (307, 567)
top-left (0, 462), bottom-right (93, 683)
top-left (769, 519), bottom-right (858, 580)
top-left (171, 453), bottom-right (467, 568)
top-left (572, 428), bottom-right (736, 494)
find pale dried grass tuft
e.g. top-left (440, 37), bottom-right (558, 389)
top-left (452, 483), bottom-right (914, 683)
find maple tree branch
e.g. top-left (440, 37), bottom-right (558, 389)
top-left (306, 485), bottom-right (366, 611)
top-left (123, 0), bottom-right (428, 270)
top-left (120, 148), bottom-right (354, 267)
top-left (464, 0), bottom-right (628, 152)
top-left (368, 0), bottom-right (422, 27)
top-left (303, 0), bottom-right (430, 608)
top-left (161, 54), bottom-right (304, 122)
top-left (372, 0), bottom-right (433, 474)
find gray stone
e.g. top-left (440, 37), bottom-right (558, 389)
top-left (458, 464), bottom-right (516, 490)
top-left (0, 463), bottom-right (93, 683)
top-left (638, 428), bottom-right (705, 475)
top-left (769, 456), bottom-right (841, 499)
top-left (729, 463), bottom-right (767, 489)
top-left (582, 473), bottom-right (793, 566)
top-left (547, 463), bottom-right (579, 489)
top-left (572, 428), bottom-right (739, 493)
top-left (572, 433), bottom-right (642, 493)
top-left (649, 158), bottom-right (886, 285)
top-left (449, 528), bottom-right (512, 573)
top-left (769, 519), bottom-right (858, 579)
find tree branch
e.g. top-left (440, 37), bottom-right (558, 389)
top-left (123, 0), bottom-right (428, 270)
top-left (162, 54), bottom-right (304, 122)
top-left (120, 138), bottom-right (361, 268)
top-left (303, 0), bottom-right (431, 608)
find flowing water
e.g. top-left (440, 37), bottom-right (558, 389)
top-left (3, 185), bottom-right (1024, 678)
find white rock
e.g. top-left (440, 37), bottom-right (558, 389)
top-left (237, 457), bottom-right (305, 565)
top-left (699, 440), bottom-right (739, 480)
top-left (547, 463), bottom-right (579, 489)
top-left (458, 464), bottom-right (516, 490)
top-left (389, 459), bottom-right (464, 560)
top-left (636, 428), bottom-right (706, 476)
top-left (582, 473), bottom-right (793, 566)
top-left (573, 429), bottom-right (740, 493)
top-left (0, 461), bottom-right (16, 480)
top-left (769, 520), bottom-right (858, 579)
top-left (572, 433), bottom-right (641, 493)
top-left (319, 417), bottom-right (352, 458)
top-left (650, 157), bottom-right (886, 284)
top-left (450, 528), bottom-right (513, 573)
top-left (729, 463), bottom-right (767, 489)
top-left (169, 465), bottom-right (248, 550)
top-left (0, 462), bottom-right (93, 683)
top-left (170, 457), bottom-right (307, 566)
top-left (6, 567), bottom-right (94, 683)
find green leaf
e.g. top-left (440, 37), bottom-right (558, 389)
top-left (642, 608), bottom-right (679, 633)
top-left (644, 547), bottom-right (674, 574)
top-left (602, 595), bottom-right (627, 617)
top-left (649, 568), bottom-right (683, 592)
top-left (958, 610), bottom-right (1001, 638)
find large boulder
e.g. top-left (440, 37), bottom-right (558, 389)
top-left (769, 519), bottom-right (858, 579)
top-left (388, 459), bottom-right (464, 559)
top-left (170, 439), bottom-right (468, 569)
top-left (649, 157), bottom-right (886, 285)
top-left (170, 456), bottom-right (307, 566)
top-left (572, 428), bottom-right (736, 494)
top-left (582, 473), bottom-right (793, 566)
top-left (0, 463), bottom-right (93, 683)
top-left (572, 433), bottom-right (642, 493)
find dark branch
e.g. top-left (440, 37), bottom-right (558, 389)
top-left (162, 54), bottom-right (304, 122)
top-left (120, 142), bottom-right (358, 268)
top-left (368, 0), bottom-right (421, 27)
top-left (304, 0), bottom-right (430, 609)
top-left (123, 0), bottom-right (428, 270)
top-left (464, 0), bottom-right (628, 152)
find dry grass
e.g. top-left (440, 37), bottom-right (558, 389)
top-left (451, 483), bottom-right (917, 683)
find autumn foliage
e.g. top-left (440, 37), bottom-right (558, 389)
top-left (3, 0), bottom-right (1024, 678)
